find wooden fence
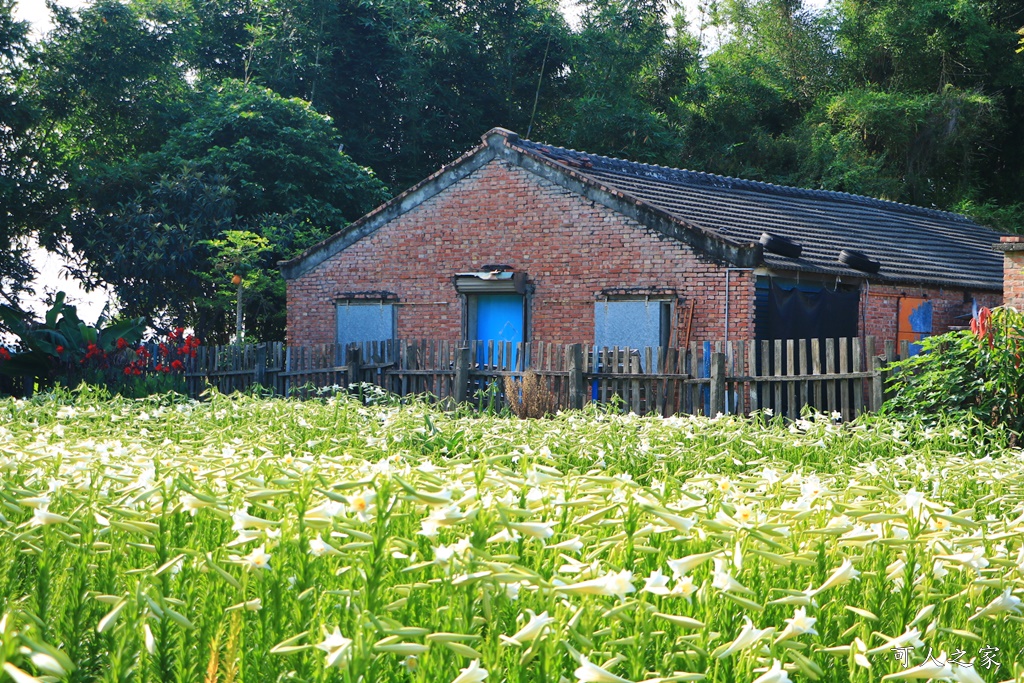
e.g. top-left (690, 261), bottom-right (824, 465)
top-left (185, 336), bottom-right (915, 419)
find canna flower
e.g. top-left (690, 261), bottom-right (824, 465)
top-left (574, 655), bottom-right (633, 683)
top-left (810, 558), bottom-right (860, 596)
top-left (316, 626), bottom-right (353, 669)
top-left (752, 660), bottom-right (791, 683)
top-left (451, 659), bottom-right (488, 683)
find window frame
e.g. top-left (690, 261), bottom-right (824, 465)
top-left (334, 296), bottom-right (398, 362)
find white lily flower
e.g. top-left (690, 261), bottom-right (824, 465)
top-left (316, 626), bottom-right (352, 669)
top-left (810, 558), bottom-right (860, 596)
top-left (880, 652), bottom-right (953, 680)
top-left (667, 549), bottom-right (723, 578)
top-left (774, 607), bottom-right (817, 644)
top-left (502, 609), bottom-right (554, 646)
top-left (716, 616), bottom-right (774, 658)
top-left (30, 505), bottom-right (68, 527)
top-left (242, 544), bottom-right (271, 571)
top-left (642, 569), bottom-right (671, 595)
top-left (968, 587), bottom-right (1022, 621)
top-left (549, 536), bottom-right (585, 553)
top-left (752, 660), bottom-right (791, 683)
top-left (574, 655), bottom-right (633, 683)
top-left (508, 521), bottom-right (556, 540)
top-left (712, 558), bottom-right (753, 595)
top-left (557, 570), bottom-right (635, 600)
top-left (451, 659), bottom-right (488, 683)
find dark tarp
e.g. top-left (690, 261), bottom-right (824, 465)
top-left (767, 283), bottom-right (859, 341)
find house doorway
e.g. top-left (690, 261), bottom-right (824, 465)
top-left (472, 293), bottom-right (524, 367)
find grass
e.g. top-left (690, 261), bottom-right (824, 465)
top-left (0, 388), bottom-right (1022, 683)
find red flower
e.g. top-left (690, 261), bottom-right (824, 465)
top-left (116, 337), bottom-right (128, 350)
top-left (123, 366), bottom-right (132, 375)
top-left (171, 359), bottom-right (184, 371)
top-left (56, 345), bottom-right (65, 354)
top-left (0, 348), bottom-right (10, 361)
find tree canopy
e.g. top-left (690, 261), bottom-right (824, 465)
top-left (4, 0), bottom-right (1024, 339)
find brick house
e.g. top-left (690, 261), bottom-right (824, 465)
top-left (281, 128), bottom-right (1005, 356)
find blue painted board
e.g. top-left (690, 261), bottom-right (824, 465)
top-left (476, 294), bottom-right (523, 367)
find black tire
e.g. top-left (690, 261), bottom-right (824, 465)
top-left (759, 232), bottom-right (803, 258)
top-left (838, 248), bottom-right (880, 273)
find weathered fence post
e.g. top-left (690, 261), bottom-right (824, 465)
top-left (454, 346), bottom-right (470, 404)
top-left (710, 352), bottom-right (726, 416)
top-left (568, 343), bottom-right (584, 410)
top-left (346, 343), bottom-right (361, 387)
top-left (871, 355), bottom-right (884, 412)
top-left (254, 343), bottom-right (267, 388)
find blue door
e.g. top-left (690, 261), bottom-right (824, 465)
top-left (476, 294), bottom-right (523, 367)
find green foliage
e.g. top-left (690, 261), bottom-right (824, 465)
top-left (0, 291), bottom-right (146, 388)
top-left (883, 307), bottom-right (1024, 436)
top-left (0, 0), bottom-right (53, 303)
top-left (63, 80), bottom-right (389, 343)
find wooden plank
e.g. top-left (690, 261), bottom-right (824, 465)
top-left (690, 342), bottom-right (701, 415)
top-left (852, 337), bottom-right (864, 416)
top-left (798, 339), bottom-right (809, 411)
top-left (826, 338), bottom-right (837, 414)
top-left (774, 340), bottom-right (784, 419)
top-left (747, 340), bottom-right (758, 414)
top-left (810, 338), bottom-right (822, 409)
top-left (760, 340), bottom-right (770, 415)
top-left (840, 337), bottom-right (851, 420)
top-left (631, 350), bottom-right (641, 415)
top-left (786, 339), bottom-right (796, 418)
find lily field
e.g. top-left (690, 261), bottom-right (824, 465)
top-left (1, 390), bottom-right (1023, 683)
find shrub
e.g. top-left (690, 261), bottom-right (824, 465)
top-left (883, 306), bottom-right (1024, 436)
top-left (503, 369), bottom-right (556, 418)
top-left (0, 293), bottom-right (200, 397)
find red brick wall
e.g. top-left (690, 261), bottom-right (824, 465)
top-left (286, 157), bottom-right (1000, 348)
top-left (286, 158), bottom-right (756, 347)
top-left (1001, 237), bottom-right (1024, 310)
top-left (861, 283), bottom-right (1000, 342)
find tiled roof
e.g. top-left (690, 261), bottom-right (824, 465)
top-left (514, 138), bottom-right (1006, 290)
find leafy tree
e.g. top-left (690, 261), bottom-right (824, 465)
top-left (65, 80), bottom-right (389, 343)
top-left (556, 0), bottom-right (676, 161)
top-left (0, 0), bottom-right (50, 308)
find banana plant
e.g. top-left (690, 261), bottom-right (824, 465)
top-left (0, 292), bottom-right (147, 381)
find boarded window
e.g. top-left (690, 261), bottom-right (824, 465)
top-left (336, 302), bottom-right (395, 351)
top-left (897, 297), bottom-right (932, 356)
top-left (594, 300), bottom-right (670, 352)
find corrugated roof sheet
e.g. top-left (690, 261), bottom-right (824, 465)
top-left (515, 138), bottom-right (1005, 290)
